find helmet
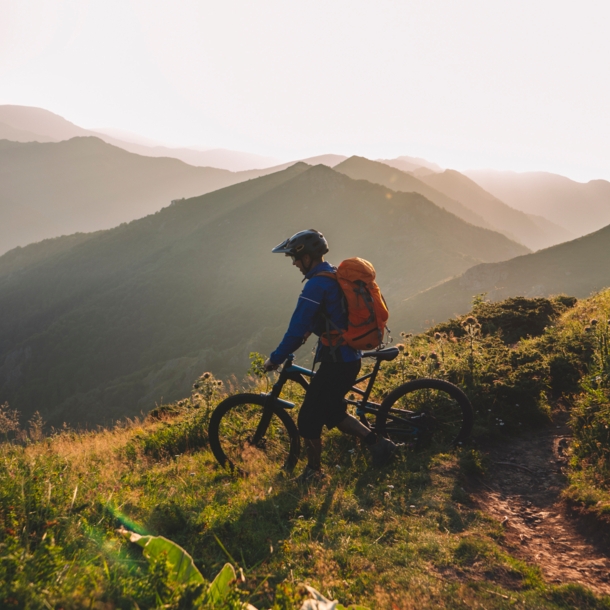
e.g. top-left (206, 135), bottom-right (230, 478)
top-left (272, 229), bottom-right (329, 260)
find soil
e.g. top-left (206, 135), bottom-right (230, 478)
top-left (471, 418), bottom-right (610, 596)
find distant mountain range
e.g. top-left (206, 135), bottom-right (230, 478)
top-left (378, 155), bottom-right (443, 174)
top-left (398, 223), bottom-right (610, 332)
top-left (0, 164), bottom-right (527, 426)
top-left (0, 137), bottom-right (291, 254)
top-left (336, 157), bottom-right (567, 250)
top-left (0, 105), bottom-right (280, 171)
top-left (465, 169), bottom-right (610, 239)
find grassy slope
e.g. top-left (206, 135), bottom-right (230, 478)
top-left (2, 293), bottom-right (610, 608)
top-left (0, 165), bottom-right (528, 425)
top-left (396, 223), bottom-right (610, 333)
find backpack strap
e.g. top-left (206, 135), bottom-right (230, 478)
top-left (312, 270), bottom-right (344, 361)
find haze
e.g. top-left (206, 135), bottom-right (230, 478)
top-left (1, 0), bottom-right (610, 181)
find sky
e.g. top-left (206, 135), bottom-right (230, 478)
top-left (1, 0), bottom-right (609, 181)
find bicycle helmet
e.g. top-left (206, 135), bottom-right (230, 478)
top-left (272, 229), bottom-right (329, 260)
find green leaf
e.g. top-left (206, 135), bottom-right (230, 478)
top-left (120, 529), bottom-right (247, 607)
top-left (207, 563), bottom-right (237, 604)
top-left (120, 529), bottom-right (205, 587)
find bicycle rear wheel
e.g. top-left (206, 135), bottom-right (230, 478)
top-left (208, 393), bottom-right (300, 473)
top-left (375, 378), bottom-right (473, 448)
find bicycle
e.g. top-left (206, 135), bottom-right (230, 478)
top-left (208, 347), bottom-right (474, 473)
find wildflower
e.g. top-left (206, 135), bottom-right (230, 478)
top-left (584, 326), bottom-right (592, 332)
top-left (202, 372), bottom-right (211, 379)
top-left (591, 319), bottom-right (599, 326)
top-left (396, 344), bottom-right (405, 352)
top-left (434, 332), bottom-right (442, 340)
top-left (462, 316), bottom-right (478, 326)
top-left (420, 354), bottom-right (427, 361)
top-left (429, 352), bottom-right (438, 360)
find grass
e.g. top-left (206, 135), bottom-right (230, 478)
top-left (5, 420), bottom-right (608, 609)
top-left (2, 292), bottom-right (610, 608)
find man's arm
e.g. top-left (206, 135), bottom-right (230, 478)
top-left (266, 279), bottom-right (325, 367)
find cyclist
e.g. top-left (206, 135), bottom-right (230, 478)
top-left (263, 229), bottom-right (397, 481)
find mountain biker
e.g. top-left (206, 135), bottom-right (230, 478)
top-left (263, 229), bottom-right (397, 481)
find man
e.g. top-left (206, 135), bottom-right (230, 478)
top-left (263, 229), bottom-right (397, 481)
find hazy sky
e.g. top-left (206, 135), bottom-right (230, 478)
top-left (1, 0), bottom-right (609, 181)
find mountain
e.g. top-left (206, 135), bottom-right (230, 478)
top-left (335, 156), bottom-right (493, 230)
top-left (0, 105), bottom-right (279, 171)
top-left (0, 164), bottom-right (527, 426)
top-left (0, 121), bottom-right (57, 143)
top-left (465, 169), bottom-right (610, 238)
top-left (299, 154), bottom-right (347, 167)
top-left (397, 223), bottom-right (610, 332)
top-left (418, 170), bottom-right (571, 250)
top-left (0, 137), bottom-right (292, 254)
top-left (379, 155), bottom-right (443, 173)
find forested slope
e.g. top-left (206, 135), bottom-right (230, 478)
top-left (0, 164), bottom-right (527, 425)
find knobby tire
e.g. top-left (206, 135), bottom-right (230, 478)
top-left (208, 393), bottom-right (300, 473)
top-left (375, 378), bottom-right (474, 448)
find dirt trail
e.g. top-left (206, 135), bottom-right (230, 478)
top-left (472, 422), bottom-right (610, 595)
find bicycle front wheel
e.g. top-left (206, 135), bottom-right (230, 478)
top-left (208, 393), bottom-right (300, 473)
top-left (375, 378), bottom-right (473, 448)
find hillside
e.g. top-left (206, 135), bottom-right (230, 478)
top-left (0, 105), bottom-right (279, 171)
top-left (0, 164), bottom-right (527, 426)
top-left (466, 169), bottom-right (610, 238)
top-left (335, 156), bottom-right (492, 229)
top-left (419, 170), bottom-right (570, 249)
top-left (0, 137), bottom-right (287, 253)
top-left (397, 223), bottom-right (610, 332)
top-left (2, 292), bottom-right (610, 608)
top-left (336, 157), bottom-right (569, 250)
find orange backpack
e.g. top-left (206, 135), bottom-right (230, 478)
top-left (317, 258), bottom-right (389, 351)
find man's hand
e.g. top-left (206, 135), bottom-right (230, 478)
top-left (263, 358), bottom-right (280, 372)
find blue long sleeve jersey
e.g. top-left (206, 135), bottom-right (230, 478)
top-left (269, 261), bottom-right (361, 365)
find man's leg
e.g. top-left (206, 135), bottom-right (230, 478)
top-left (304, 438), bottom-right (322, 470)
top-left (337, 414), bottom-right (374, 440)
top-left (297, 367), bottom-right (328, 472)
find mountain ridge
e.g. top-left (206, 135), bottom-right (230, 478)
top-left (397, 222), bottom-right (610, 332)
top-left (419, 169), bottom-right (568, 250)
top-left (0, 105), bottom-right (280, 171)
top-left (0, 164), bottom-right (527, 425)
top-left (465, 169), bottom-right (610, 238)
top-left (0, 137), bottom-right (300, 254)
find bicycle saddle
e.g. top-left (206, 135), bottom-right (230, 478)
top-left (362, 346), bottom-right (399, 361)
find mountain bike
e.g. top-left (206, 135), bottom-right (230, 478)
top-left (208, 347), bottom-right (474, 473)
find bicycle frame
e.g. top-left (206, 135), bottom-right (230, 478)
top-left (266, 354), bottom-right (381, 405)
top-left (261, 353), bottom-right (425, 438)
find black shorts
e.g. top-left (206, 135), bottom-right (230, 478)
top-left (297, 359), bottom-right (361, 440)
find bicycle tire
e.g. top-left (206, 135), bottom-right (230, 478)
top-left (208, 393), bottom-right (301, 473)
top-left (375, 378), bottom-right (474, 448)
